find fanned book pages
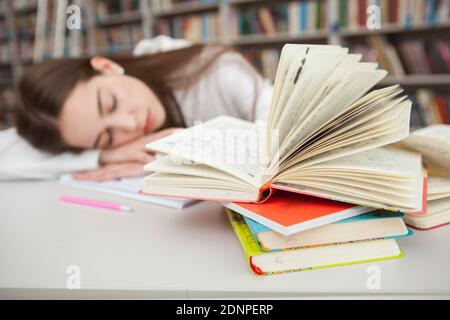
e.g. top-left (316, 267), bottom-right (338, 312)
top-left (143, 44), bottom-right (425, 213)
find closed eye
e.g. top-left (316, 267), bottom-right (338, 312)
top-left (108, 94), bottom-right (117, 114)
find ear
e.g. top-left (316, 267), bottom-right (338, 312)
top-left (90, 56), bottom-right (124, 75)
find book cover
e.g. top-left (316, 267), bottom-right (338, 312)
top-left (224, 190), bottom-right (375, 236)
top-left (243, 211), bottom-right (412, 251)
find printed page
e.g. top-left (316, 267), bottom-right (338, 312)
top-left (280, 58), bottom-right (378, 148)
top-left (268, 45), bottom-right (346, 151)
top-left (278, 69), bottom-right (388, 159)
top-left (289, 100), bottom-right (407, 164)
top-left (287, 101), bottom-right (411, 170)
top-left (268, 44), bottom-right (345, 134)
top-left (275, 52), bottom-right (348, 144)
top-left (144, 156), bottom-right (252, 186)
top-left (302, 146), bottom-right (422, 177)
top-left (146, 116), bottom-right (263, 186)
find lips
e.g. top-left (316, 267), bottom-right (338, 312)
top-left (144, 112), bottom-right (153, 133)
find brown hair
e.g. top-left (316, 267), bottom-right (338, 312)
top-left (15, 44), bottom-right (231, 154)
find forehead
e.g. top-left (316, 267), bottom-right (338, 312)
top-left (58, 78), bottom-right (100, 149)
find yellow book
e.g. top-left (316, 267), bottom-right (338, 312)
top-left (226, 209), bottom-right (405, 276)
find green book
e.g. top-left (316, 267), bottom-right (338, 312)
top-left (338, 0), bottom-right (348, 28)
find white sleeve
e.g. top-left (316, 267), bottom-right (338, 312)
top-left (0, 128), bottom-right (100, 181)
top-left (215, 52), bottom-right (273, 125)
top-left (133, 35), bottom-right (193, 56)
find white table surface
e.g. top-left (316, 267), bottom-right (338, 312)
top-left (0, 181), bottom-right (449, 299)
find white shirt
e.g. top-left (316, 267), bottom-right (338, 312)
top-left (0, 36), bottom-right (273, 180)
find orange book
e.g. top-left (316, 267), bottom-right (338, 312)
top-left (224, 191), bottom-right (375, 236)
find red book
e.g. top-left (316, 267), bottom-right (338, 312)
top-left (438, 41), bottom-right (450, 72)
top-left (389, 0), bottom-right (399, 24)
top-left (436, 97), bottom-right (450, 124)
top-left (358, 0), bottom-right (367, 27)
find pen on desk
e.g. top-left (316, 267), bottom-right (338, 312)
top-left (60, 196), bottom-right (132, 212)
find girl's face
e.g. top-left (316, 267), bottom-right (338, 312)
top-left (59, 57), bottom-right (167, 150)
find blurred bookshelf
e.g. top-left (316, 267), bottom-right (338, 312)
top-left (1, 0), bottom-right (450, 129)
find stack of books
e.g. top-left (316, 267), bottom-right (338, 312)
top-left (226, 208), bottom-right (411, 276)
top-left (224, 191), bottom-right (412, 276)
top-left (142, 43), bottom-right (428, 275)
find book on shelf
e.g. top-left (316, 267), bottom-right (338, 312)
top-left (96, 0), bottom-right (141, 23)
top-left (231, 1), bottom-right (328, 38)
top-left (397, 125), bottom-right (450, 229)
top-left (397, 40), bottom-right (450, 75)
top-left (242, 49), bottom-right (280, 83)
top-left (13, 0), bottom-right (37, 12)
top-left (413, 90), bottom-right (450, 127)
top-left (95, 24), bottom-right (143, 54)
top-left (143, 44), bottom-right (426, 214)
top-left (243, 210), bottom-right (411, 251)
top-left (226, 209), bottom-right (407, 276)
top-left (334, 0), bottom-right (449, 30)
top-left (156, 13), bottom-right (221, 43)
top-left (151, 0), bottom-right (218, 13)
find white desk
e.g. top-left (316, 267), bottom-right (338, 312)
top-left (0, 181), bottom-right (449, 299)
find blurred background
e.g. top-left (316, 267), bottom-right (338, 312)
top-left (0, 0), bottom-right (449, 131)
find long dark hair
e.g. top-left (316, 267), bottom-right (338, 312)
top-left (15, 44), bottom-right (231, 154)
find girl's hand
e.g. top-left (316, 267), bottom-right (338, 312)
top-left (73, 162), bottom-right (146, 181)
top-left (99, 127), bottom-right (180, 165)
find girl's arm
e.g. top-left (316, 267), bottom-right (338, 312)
top-left (0, 128), bottom-right (100, 181)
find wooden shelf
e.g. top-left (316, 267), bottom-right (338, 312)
top-left (380, 75), bottom-right (450, 87)
top-left (13, 3), bottom-right (38, 15)
top-left (231, 31), bottom-right (329, 46)
top-left (154, 2), bottom-right (219, 18)
top-left (339, 22), bottom-right (450, 37)
top-left (97, 11), bottom-right (142, 27)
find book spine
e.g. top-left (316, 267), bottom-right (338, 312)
top-left (300, 1), bottom-right (308, 32)
top-left (226, 210), bottom-right (265, 275)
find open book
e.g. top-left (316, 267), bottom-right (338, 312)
top-left (143, 44), bottom-right (424, 213)
top-left (59, 174), bottom-right (196, 209)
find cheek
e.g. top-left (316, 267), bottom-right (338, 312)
top-left (117, 77), bottom-right (149, 107)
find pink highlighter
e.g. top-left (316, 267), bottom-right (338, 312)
top-left (60, 196), bottom-right (132, 212)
